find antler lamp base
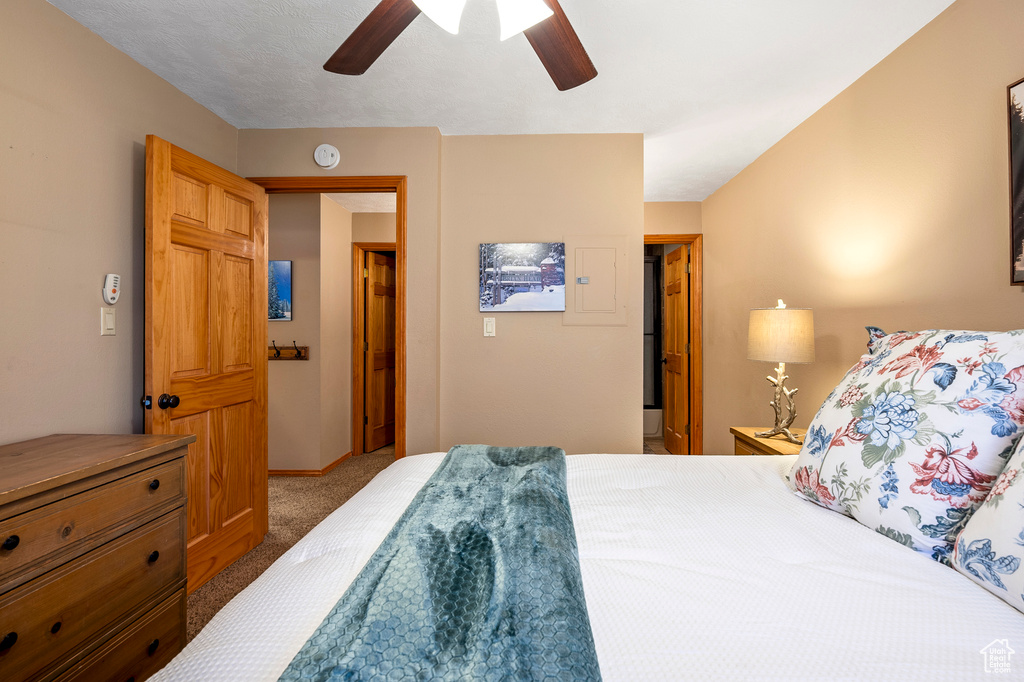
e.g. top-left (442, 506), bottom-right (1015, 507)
top-left (754, 362), bottom-right (803, 444)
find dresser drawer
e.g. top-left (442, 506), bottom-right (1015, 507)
top-left (734, 439), bottom-right (758, 455)
top-left (0, 511), bottom-right (184, 682)
top-left (58, 589), bottom-right (185, 682)
top-left (0, 459), bottom-right (184, 591)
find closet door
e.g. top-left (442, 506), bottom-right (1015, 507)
top-left (364, 252), bottom-right (396, 452)
top-left (663, 247), bottom-right (689, 455)
top-left (145, 135), bottom-right (268, 593)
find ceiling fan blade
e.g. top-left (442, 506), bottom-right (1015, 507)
top-left (523, 0), bottom-right (597, 91)
top-left (324, 0), bottom-right (422, 75)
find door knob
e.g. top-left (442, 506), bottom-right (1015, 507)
top-left (157, 394), bottom-right (180, 409)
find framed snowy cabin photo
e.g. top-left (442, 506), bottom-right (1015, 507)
top-left (479, 243), bottom-right (565, 312)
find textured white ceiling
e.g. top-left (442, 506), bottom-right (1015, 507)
top-left (46, 0), bottom-right (956, 200)
top-left (326, 192), bottom-right (396, 214)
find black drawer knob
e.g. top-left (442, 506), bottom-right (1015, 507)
top-left (0, 632), bottom-right (17, 652)
top-left (50, 621), bottom-right (62, 635)
top-left (148, 550), bottom-right (160, 563)
top-left (149, 479), bottom-right (160, 491)
top-left (147, 639), bottom-right (160, 656)
top-left (2, 535), bottom-right (18, 551)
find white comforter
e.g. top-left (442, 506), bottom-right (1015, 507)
top-left (154, 454), bottom-right (1024, 680)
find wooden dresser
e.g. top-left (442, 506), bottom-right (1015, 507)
top-left (0, 434), bottom-right (193, 682)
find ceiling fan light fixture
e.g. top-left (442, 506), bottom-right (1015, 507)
top-left (412, 0), bottom-right (467, 34)
top-left (496, 0), bottom-right (554, 40)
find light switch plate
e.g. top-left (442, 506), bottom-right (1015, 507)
top-left (101, 307), bottom-right (116, 336)
top-left (483, 317), bottom-right (496, 337)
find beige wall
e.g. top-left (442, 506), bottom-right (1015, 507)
top-left (353, 213), bottom-right (398, 243)
top-left (247, 131), bottom-right (646, 458)
top-left (0, 0), bottom-right (237, 444)
top-left (439, 134), bottom-right (645, 454)
top-left (320, 196), bottom-right (354, 469)
top-left (700, 0), bottom-right (1024, 454)
top-left (239, 128), bottom-right (442, 455)
top-left (268, 195), bottom-right (323, 470)
top-left (644, 202), bottom-right (702, 234)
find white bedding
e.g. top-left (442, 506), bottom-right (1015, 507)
top-left (155, 453), bottom-right (1024, 680)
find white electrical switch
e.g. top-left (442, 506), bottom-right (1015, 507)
top-left (483, 317), bottom-right (496, 337)
top-left (101, 307), bottom-right (116, 336)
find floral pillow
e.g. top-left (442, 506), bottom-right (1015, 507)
top-left (788, 328), bottom-right (1024, 563)
top-left (865, 326), bottom-right (890, 354)
top-left (952, 435), bottom-right (1024, 613)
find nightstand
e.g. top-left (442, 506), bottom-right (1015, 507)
top-left (730, 427), bottom-right (806, 456)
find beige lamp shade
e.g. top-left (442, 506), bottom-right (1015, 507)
top-left (747, 308), bottom-right (815, 363)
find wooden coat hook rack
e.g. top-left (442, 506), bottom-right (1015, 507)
top-left (268, 340), bottom-right (309, 361)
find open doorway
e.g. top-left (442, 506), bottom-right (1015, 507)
top-left (251, 176), bottom-right (407, 463)
top-left (643, 234), bottom-right (703, 455)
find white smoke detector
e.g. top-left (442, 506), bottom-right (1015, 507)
top-left (313, 144), bottom-right (340, 169)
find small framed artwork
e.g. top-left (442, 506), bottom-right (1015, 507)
top-left (269, 260), bottom-right (292, 320)
top-left (1010, 77), bottom-right (1024, 284)
top-left (479, 242), bottom-right (565, 311)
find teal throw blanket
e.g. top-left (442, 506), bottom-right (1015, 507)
top-left (279, 444), bottom-right (601, 681)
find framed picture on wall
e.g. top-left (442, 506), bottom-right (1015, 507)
top-left (479, 243), bottom-right (565, 311)
top-left (269, 260), bottom-right (292, 320)
top-left (1009, 77), bottom-right (1024, 284)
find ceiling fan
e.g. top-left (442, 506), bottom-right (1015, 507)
top-left (323, 0), bottom-right (597, 91)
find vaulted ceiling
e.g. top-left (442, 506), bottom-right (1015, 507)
top-left (46, 0), bottom-right (956, 200)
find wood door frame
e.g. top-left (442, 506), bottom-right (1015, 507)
top-left (644, 234), bottom-right (703, 455)
top-left (248, 176), bottom-right (408, 459)
top-left (353, 242), bottom-right (397, 458)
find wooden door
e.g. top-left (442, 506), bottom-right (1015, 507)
top-left (364, 252), bottom-right (396, 452)
top-left (145, 135), bottom-right (268, 594)
top-left (663, 247), bottom-right (689, 454)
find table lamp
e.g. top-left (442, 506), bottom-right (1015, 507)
top-left (747, 300), bottom-right (815, 444)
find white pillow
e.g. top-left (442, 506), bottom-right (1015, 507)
top-left (788, 328), bottom-right (1024, 562)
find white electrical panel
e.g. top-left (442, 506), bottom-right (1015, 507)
top-left (563, 235), bottom-right (629, 327)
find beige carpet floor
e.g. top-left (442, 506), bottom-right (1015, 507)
top-left (185, 446), bottom-right (395, 642)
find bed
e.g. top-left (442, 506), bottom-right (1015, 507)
top-left (157, 326), bottom-right (1024, 680)
top-left (153, 451), bottom-right (1024, 681)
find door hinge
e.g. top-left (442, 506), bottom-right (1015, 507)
top-left (684, 424), bottom-right (690, 435)
top-left (685, 263), bottom-right (691, 274)
top-left (364, 342), bottom-right (369, 352)
top-left (364, 415), bottom-right (368, 425)
top-left (684, 343), bottom-right (690, 354)
top-left (363, 268), bottom-right (368, 278)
